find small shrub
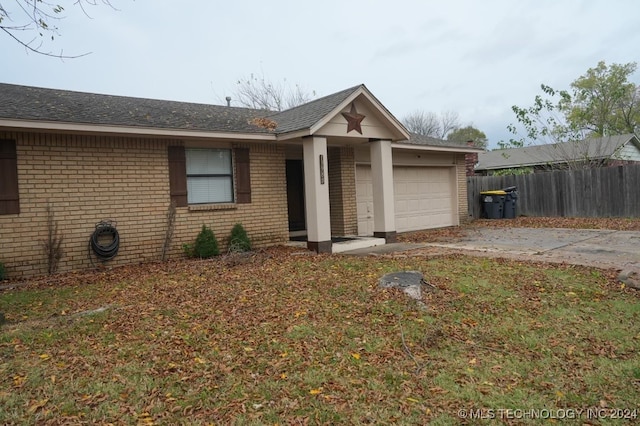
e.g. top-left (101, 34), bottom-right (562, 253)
top-left (0, 262), bottom-right (6, 281)
top-left (182, 243), bottom-right (194, 258)
top-left (228, 223), bottom-right (251, 253)
top-left (193, 225), bottom-right (219, 258)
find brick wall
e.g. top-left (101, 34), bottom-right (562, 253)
top-left (0, 131), bottom-right (289, 278)
top-left (328, 147), bottom-right (357, 235)
top-left (455, 153), bottom-right (471, 224)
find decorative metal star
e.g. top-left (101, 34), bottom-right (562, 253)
top-left (341, 103), bottom-right (366, 134)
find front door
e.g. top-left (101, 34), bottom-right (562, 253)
top-left (355, 164), bottom-right (375, 236)
top-left (286, 159), bottom-right (306, 232)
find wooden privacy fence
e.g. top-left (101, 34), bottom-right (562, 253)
top-left (467, 164), bottom-right (640, 219)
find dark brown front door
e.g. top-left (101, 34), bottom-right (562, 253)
top-left (286, 160), bottom-right (306, 232)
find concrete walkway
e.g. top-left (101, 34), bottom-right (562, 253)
top-left (342, 227), bottom-right (640, 272)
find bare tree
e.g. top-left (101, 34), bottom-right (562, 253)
top-left (402, 110), bottom-right (460, 139)
top-left (402, 110), bottom-right (440, 137)
top-left (233, 73), bottom-right (316, 111)
top-left (0, 0), bottom-right (114, 58)
top-left (440, 110), bottom-right (461, 139)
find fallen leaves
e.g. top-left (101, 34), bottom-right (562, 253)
top-left (27, 398), bottom-right (48, 414)
top-left (0, 247), bottom-right (638, 424)
top-left (471, 216), bottom-right (640, 231)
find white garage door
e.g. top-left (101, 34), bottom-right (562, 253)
top-left (356, 165), bottom-right (456, 235)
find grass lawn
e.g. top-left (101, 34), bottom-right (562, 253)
top-left (1, 247), bottom-right (639, 424)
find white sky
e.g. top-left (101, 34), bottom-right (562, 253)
top-left (2, 0), bottom-right (639, 147)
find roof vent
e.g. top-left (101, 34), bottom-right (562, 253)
top-left (225, 96), bottom-right (231, 107)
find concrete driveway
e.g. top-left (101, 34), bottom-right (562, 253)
top-left (425, 227), bottom-right (640, 272)
top-left (344, 227), bottom-right (640, 273)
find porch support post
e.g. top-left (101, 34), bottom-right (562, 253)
top-left (370, 139), bottom-right (397, 242)
top-left (303, 136), bottom-right (332, 253)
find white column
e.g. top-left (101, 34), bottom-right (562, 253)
top-left (370, 139), bottom-right (396, 242)
top-left (303, 136), bottom-right (332, 252)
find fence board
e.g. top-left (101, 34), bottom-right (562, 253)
top-left (467, 164), bottom-right (640, 218)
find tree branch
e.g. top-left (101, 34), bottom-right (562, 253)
top-left (0, 26), bottom-right (90, 58)
top-left (0, 0), bottom-right (114, 58)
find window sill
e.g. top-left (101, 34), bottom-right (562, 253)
top-left (188, 203), bottom-right (237, 212)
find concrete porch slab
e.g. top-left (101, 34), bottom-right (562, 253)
top-left (338, 242), bottom-right (430, 256)
top-left (331, 237), bottom-right (386, 254)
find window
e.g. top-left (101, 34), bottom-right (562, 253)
top-left (0, 139), bottom-right (19, 215)
top-left (186, 148), bottom-right (234, 204)
top-left (167, 146), bottom-right (250, 207)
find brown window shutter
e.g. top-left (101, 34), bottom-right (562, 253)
top-left (168, 146), bottom-right (188, 207)
top-left (0, 140), bottom-right (19, 215)
top-left (235, 148), bottom-right (251, 204)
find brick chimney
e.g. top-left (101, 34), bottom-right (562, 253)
top-left (465, 140), bottom-right (478, 176)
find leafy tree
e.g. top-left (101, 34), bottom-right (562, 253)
top-left (233, 73), bottom-right (316, 111)
top-left (509, 61), bottom-right (639, 147)
top-left (508, 84), bottom-right (579, 147)
top-left (505, 61), bottom-right (640, 169)
top-left (402, 110), bottom-right (460, 139)
top-left (564, 61), bottom-right (640, 137)
top-left (0, 0), bottom-right (114, 58)
top-left (447, 125), bottom-right (488, 149)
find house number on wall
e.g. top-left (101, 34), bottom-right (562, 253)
top-left (319, 155), bottom-right (325, 185)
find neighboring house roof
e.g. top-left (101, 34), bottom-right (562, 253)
top-left (400, 132), bottom-right (472, 149)
top-left (476, 134), bottom-right (640, 171)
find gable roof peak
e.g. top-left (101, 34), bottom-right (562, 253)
top-left (266, 84), bottom-right (366, 134)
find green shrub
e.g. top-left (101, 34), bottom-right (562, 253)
top-left (193, 225), bottom-right (219, 258)
top-left (181, 243), bottom-right (194, 258)
top-left (228, 223), bottom-right (251, 253)
top-left (0, 262), bottom-right (6, 281)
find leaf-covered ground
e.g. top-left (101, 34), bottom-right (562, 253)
top-left (1, 247), bottom-right (639, 424)
top-left (471, 217), bottom-right (640, 231)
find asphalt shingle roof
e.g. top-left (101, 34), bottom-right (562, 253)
top-left (0, 83), bottom-right (271, 133)
top-left (0, 83), bottom-right (482, 152)
top-left (267, 85), bottom-right (363, 133)
top-left (0, 83), bottom-right (366, 136)
top-left (399, 132), bottom-right (473, 148)
top-left (476, 134), bottom-right (638, 170)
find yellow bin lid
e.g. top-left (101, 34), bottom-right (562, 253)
top-left (480, 190), bottom-right (507, 195)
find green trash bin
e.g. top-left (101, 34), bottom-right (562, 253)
top-left (480, 190), bottom-right (506, 219)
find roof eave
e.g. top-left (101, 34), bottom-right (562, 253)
top-left (0, 119), bottom-right (277, 141)
top-left (391, 142), bottom-right (482, 154)
top-left (275, 129), bottom-right (312, 141)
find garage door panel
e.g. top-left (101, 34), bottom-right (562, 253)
top-left (356, 165), bottom-right (455, 235)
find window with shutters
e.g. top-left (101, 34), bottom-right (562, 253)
top-left (0, 139), bottom-right (20, 215)
top-left (186, 148), bottom-right (234, 204)
top-left (168, 146), bottom-right (251, 207)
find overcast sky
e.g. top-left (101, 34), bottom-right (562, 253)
top-left (2, 0), bottom-right (639, 148)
